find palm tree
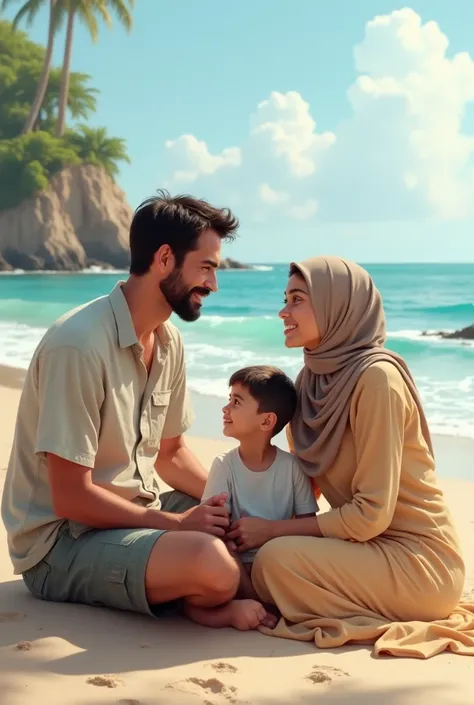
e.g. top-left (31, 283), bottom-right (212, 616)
top-left (1, 0), bottom-right (57, 134)
top-left (36, 69), bottom-right (98, 131)
top-left (56, 0), bottom-right (134, 137)
top-left (64, 124), bottom-right (130, 179)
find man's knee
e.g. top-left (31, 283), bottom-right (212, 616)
top-left (146, 531), bottom-right (239, 603)
top-left (193, 534), bottom-right (240, 597)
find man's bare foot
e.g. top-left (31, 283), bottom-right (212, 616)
top-left (229, 599), bottom-right (278, 630)
top-left (185, 599), bottom-right (278, 631)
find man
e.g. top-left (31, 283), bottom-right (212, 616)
top-left (2, 191), bottom-right (273, 630)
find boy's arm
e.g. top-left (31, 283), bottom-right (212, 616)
top-left (292, 457), bottom-right (319, 517)
top-left (201, 456), bottom-right (232, 510)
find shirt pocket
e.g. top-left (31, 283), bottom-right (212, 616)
top-left (149, 390), bottom-right (171, 448)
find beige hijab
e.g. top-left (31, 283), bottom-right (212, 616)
top-left (289, 256), bottom-right (433, 478)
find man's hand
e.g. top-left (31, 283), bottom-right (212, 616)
top-left (178, 493), bottom-right (230, 536)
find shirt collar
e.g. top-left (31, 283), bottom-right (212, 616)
top-left (108, 281), bottom-right (173, 349)
top-left (108, 281), bottom-right (138, 348)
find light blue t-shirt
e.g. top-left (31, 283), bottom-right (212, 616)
top-left (202, 446), bottom-right (318, 562)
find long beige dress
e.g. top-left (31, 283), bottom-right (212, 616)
top-left (252, 361), bottom-right (474, 658)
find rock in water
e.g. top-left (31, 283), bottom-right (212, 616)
top-left (218, 257), bottom-right (251, 269)
top-left (442, 324), bottom-right (474, 340)
top-left (422, 324), bottom-right (474, 341)
top-left (0, 251), bottom-right (13, 271)
top-left (0, 164), bottom-right (132, 271)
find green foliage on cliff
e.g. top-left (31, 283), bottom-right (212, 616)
top-left (0, 20), bottom-right (130, 211)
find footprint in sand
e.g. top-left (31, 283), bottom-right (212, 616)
top-left (164, 677), bottom-right (239, 703)
top-left (86, 675), bottom-right (123, 688)
top-left (15, 641), bottom-right (32, 651)
top-left (0, 612), bottom-right (25, 623)
top-left (208, 662), bottom-right (238, 674)
top-left (306, 665), bottom-right (350, 686)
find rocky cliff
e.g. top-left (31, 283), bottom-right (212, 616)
top-left (0, 164), bottom-right (132, 271)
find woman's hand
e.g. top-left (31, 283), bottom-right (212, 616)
top-left (227, 517), bottom-right (275, 552)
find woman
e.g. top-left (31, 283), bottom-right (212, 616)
top-left (229, 256), bottom-right (474, 658)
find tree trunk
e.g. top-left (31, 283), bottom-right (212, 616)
top-left (56, 9), bottom-right (75, 137)
top-left (22, 0), bottom-right (56, 135)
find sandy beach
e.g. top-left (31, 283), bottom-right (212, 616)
top-left (1, 367), bottom-right (474, 704)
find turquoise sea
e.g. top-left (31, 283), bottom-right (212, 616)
top-left (0, 263), bottom-right (473, 439)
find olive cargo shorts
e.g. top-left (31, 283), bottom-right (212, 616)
top-left (22, 490), bottom-right (198, 617)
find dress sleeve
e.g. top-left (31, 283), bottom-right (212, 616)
top-left (317, 368), bottom-right (406, 542)
top-left (292, 458), bottom-right (319, 515)
top-left (287, 424), bottom-right (322, 501)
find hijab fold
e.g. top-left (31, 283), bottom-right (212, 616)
top-left (289, 256), bottom-right (433, 478)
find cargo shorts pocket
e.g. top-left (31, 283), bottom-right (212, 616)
top-left (149, 390), bottom-right (171, 447)
top-left (23, 559), bottom-right (51, 600)
top-left (95, 559), bottom-right (132, 612)
top-left (91, 531), bottom-right (145, 613)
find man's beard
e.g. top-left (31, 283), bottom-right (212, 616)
top-left (160, 267), bottom-right (210, 322)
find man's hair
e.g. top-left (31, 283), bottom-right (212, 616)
top-left (130, 190), bottom-right (239, 275)
top-left (228, 365), bottom-right (297, 436)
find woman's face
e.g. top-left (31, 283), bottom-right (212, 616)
top-left (279, 273), bottom-right (321, 349)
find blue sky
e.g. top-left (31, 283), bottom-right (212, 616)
top-left (4, 0), bottom-right (474, 262)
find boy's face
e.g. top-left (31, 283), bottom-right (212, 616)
top-left (222, 383), bottom-right (276, 439)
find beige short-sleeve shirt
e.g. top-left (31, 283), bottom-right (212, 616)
top-left (1, 282), bottom-right (194, 574)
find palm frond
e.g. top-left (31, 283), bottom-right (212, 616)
top-left (7, 0), bottom-right (45, 30)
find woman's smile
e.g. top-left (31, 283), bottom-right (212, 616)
top-left (284, 323), bottom-right (298, 336)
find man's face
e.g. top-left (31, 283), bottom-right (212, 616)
top-left (160, 229), bottom-right (221, 322)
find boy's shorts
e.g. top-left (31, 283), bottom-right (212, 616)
top-left (22, 490), bottom-right (198, 617)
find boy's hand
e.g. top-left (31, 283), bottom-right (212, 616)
top-left (178, 493), bottom-right (229, 536)
top-left (227, 516), bottom-right (274, 552)
top-left (224, 538), bottom-right (238, 553)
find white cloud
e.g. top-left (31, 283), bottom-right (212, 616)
top-left (161, 8), bottom-right (474, 222)
top-left (164, 134), bottom-right (241, 182)
top-left (250, 91), bottom-right (335, 178)
top-left (258, 183), bottom-right (289, 204)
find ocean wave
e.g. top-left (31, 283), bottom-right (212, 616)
top-left (387, 329), bottom-right (474, 348)
top-left (80, 267), bottom-right (128, 274)
top-left (0, 321), bottom-right (47, 369)
top-left (1, 301), bottom-right (473, 440)
top-left (198, 314), bottom-right (274, 326)
top-left (401, 301), bottom-right (474, 315)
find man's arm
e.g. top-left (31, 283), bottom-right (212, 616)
top-left (155, 435), bottom-right (208, 499)
top-left (48, 454), bottom-right (230, 535)
top-left (36, 345), bottom-right (227, 535)
top-left (48, 454), bottom-right (181, 530)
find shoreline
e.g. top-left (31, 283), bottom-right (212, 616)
top-left (1, 362), bottom-right (473, 482)
top-left (1, 360), bottom-right (474, 443)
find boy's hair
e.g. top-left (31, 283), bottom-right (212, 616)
top-left (130, 190), bottom-right (239, 276)
top-left (228, 365), bottom-right (297, 436)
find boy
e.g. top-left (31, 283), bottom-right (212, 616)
top-left (186, 365), bottom-right (318, 631)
